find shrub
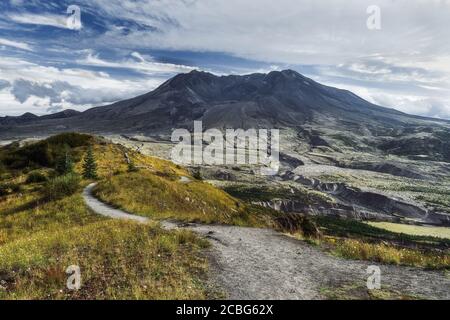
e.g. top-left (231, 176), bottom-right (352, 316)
top-left (46, 132), bottom-right (93, 148)
top-left (192, 168), bottom-right (202, 180)
top-left (0, 183), bottom-right (22, 196)
top-left (43, 173), bottom-right (80, 200)
top-left (127, 160), bottom-right (139, 172)
top-left (275, 213), bottom-right (322, 238)
top-left (26, 171), bottom-right (48, 183)
top-left (0, 161), bottom-right (6, 175)
top-left (54, 145), bottom-right (74, 175)
top-left (2, 133), bottom-right (94, 169)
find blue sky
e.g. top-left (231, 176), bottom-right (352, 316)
top-left (0, 0), bottom-right (449, 119)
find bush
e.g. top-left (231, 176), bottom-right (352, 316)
top-left (26, 171), bottom-right (48, 183)
top-left (43, 173), bottom-right (80, 200)
top-left (0, 161), bottom-right (6, 175)
top-left (127, 161), bottom-right (139, 173)
top-left (0, 183), bottom-right (22, 196)
top-left (2, 133), bottom-right (94, 169)
top-left (275, 213), bottom-right (322, 239)
top-left (54, 145), bottom-right (74, 175)
top-left (46, 132), bottom-right (94, 148)
top-left (192, 168), bottom-right (202, 180)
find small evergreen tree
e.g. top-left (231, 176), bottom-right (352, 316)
top-left (55, 145), bottom-right (74, 175)
top-left (127, 159), bottom-right (139, 172)
top-left (82, 147), bottom-right (98, 179)
top-left (192, 167), bottom-right (202, 180)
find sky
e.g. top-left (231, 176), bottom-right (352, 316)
top-left (0, 0), bottom-right (449, 119)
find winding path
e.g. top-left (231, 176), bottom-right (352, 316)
top-left (83, 183), bottom-right (450, 300)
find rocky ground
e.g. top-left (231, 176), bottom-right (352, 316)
top-left (83, 184), bottom-right (450, 300)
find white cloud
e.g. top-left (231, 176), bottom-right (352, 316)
top-left (8, 13), bottom-right (67, 29)
top-left (77, 51), bottom-right (195, 75)
top-left (0, 37), bottom-right (33, 51)
top-left (1, 0), bottom-right (450, 119)
top-left (0, 57), bottom-right (164, 116)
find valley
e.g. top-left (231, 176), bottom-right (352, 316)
top-left (1, 70), bottom-right (449, 300)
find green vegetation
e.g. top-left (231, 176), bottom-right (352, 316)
top-left (367, 222), bottom-right (450, 240)
top-left (314, 216), bottom-right (450, 247)
top-left (25, 171), bottom-right (48, 183)
top-left (82, 147), bottom-right (98, 179)
top-left (295, 217), bottom-right (450, 269)
top-left (0, 133), bottom-right (213, 299)
top-left (127, 159), bottom-right (138, 173)
top-left (1, 132), bottom-right (448, 299)
top-left (55, 145), bottom-right (74, 175)
top-left (0, 132), bottom-right (93, 169)
top-left (94, 171), bottom-right (275, 227)
top-left (329, 237), bottom-right (449, 269)
top-left (43, 173), bottom-right (81, 201)
top-left (0, 220), bottom-right (210, 299)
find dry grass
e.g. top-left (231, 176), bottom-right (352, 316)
top-left (94, 170), bottom-right (273, 227)
top-left (0, 135), bottom-right (215, 299)
top-left (367, 222), bottom-right (450, 240)
top-left (328, 238), bottom-right (450, 269)
top-left (0, 220), bottom-right (210, 299)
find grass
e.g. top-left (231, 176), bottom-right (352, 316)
top-left (286, 216), bottom-right (450, 269)
top-left (314, 216), bottom-right (450, 247)
top-left (0, 220), bottom-right (210, 299)
top-left (0, 134), bottom-right (216, 299)
top-left (329, 238), bottom-right (450, 269)
top-left (1, 133), bottom-right (448, 298)
top-left (93, 171), bottom-right (275, 227)
top-left (367, 222), bottom-right (450, 240)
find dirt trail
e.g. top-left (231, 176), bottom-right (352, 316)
top-left (83, 184), bottom-right (450, 300)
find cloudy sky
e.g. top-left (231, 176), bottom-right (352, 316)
top-left (0, 0), bottom-right (449, 119)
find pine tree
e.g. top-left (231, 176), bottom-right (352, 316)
top-left (55, 145), bottom-right (74, 175)
top-left (127, 159), bottom-right (138, 172)
top-left (82, 147), bottom-right (98, 179)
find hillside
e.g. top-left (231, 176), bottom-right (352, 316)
top-left (1, 70), bottom-right (449, 162)
top-left (0, 133), bottom-right (262, 299)
top-left (0, 133), bottom-right (449, 299)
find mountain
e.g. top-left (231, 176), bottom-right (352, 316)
top-left (0, 109), bottom-right (80, 126)
top-left (77, 69), bottom-right (449, 131)
top-left (39, 109), bottom-right (81, 120)
top-left (0, 112), bottom-right (39, 126)
top-left (1, 70), bottom-right (449, 161)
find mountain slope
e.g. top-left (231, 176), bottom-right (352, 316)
top-left (77, 69), bottom-right (447, 131)
top-left (1, 70), bottom-right (449, 161)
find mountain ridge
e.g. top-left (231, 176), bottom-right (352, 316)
top-left (1, 69), bottom-right (449, 161)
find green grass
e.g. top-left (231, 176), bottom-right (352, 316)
top-left (314, 216), bottom-right (450, 247)
top-left (367, 222), bottom-right (450, 240)
top-left (307, 217), bottom-right (450, 269)
top-left (0, 220), bottom-right (210, 299)
top-left (94, 171), bottom-right (275, 227)
top-left (328, 237), bottom-right (449, 269)
top-left (0, 134), bottom-right (215, 300)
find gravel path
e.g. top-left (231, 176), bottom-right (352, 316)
top-left (83, 184), bottom-right (450, 300)
top-left (83, 183), bottom-right (149, 223)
